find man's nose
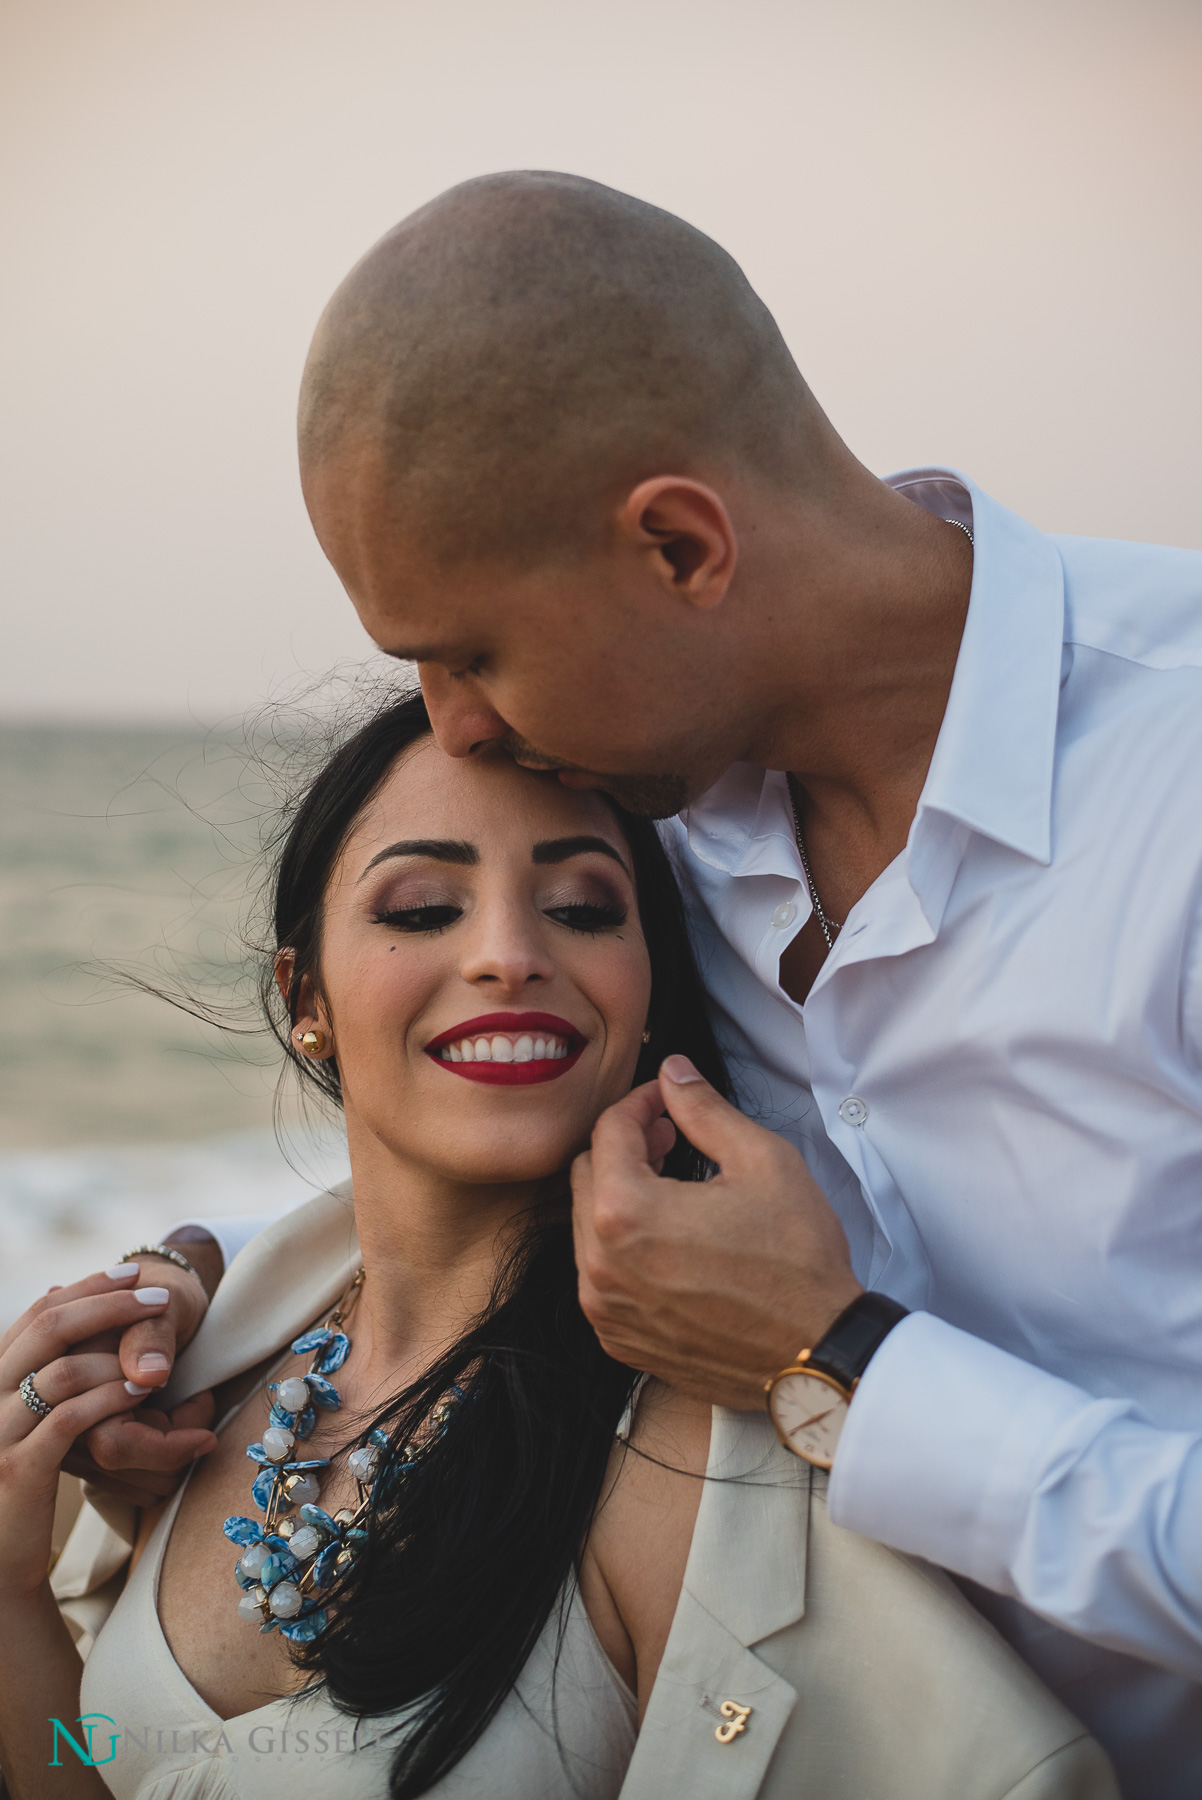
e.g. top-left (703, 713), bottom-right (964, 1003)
top-left (419, 666), bottom-right (509, 759)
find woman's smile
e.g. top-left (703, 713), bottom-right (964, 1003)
top-left (426, 1010), bottom-right (586, 1085)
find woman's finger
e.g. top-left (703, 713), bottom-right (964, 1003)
top-left (6, 1380), bottom-right (151, 1476)
top-left (0, 1264), bottom-right (140, 1360)
top-left (0, 1287), bottom-right (170, 1393)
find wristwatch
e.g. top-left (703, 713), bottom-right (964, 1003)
top-left (766, 1292), bottom-right (909, 1468)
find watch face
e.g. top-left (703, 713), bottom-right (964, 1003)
top-left (769, 1369), bottom-right (849, 1469)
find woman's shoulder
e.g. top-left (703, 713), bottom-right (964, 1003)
top-left (626, 1409), bottom-right (1118, 1799)
top-left (162, 1182), bottom-right (360, 1408)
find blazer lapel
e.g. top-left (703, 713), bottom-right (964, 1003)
top-left (161, 1180), bottom-right (360, 1408)
top-left (619, 1408), bottom-right (810, 1800)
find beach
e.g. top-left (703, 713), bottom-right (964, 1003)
top-left (0, 722), bottom-right (349, 1327)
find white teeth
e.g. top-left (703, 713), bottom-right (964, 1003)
top-left (438, 1030), bottom-right (575, 1062)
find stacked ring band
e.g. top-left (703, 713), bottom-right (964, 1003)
top-left (19, 1372), bottom-right (53, 1418)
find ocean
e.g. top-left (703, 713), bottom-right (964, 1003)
top-left (0, 722), bottom-right (349, 1329)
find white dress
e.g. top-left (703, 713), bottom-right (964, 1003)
top-left (80, 1436), bottom-right (636, 1799)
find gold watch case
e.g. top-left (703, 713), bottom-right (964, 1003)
top-left (766, 1354), bottom-right (853, 1470)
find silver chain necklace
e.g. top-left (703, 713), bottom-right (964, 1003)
top-left (784, 516), bottom-right (972, 953)
top-left (786, 775), bottom-right (842, 951)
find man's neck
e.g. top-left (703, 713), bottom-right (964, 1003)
top-left (734, 465), bottom-right (974, 999)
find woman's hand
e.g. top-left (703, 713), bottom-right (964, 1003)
top-left (0, 1270), bottom-right (197, 1597)
top-left (63, 1242), bottom-right (222, 1508)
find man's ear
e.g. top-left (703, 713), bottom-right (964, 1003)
top-left (618, 477), bottom-right (738, 611)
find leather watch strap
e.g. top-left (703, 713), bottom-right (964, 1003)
top-left (806, 1291), bottom-right (910, 1394)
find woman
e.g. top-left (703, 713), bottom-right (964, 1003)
top-left (0, 693), bottom-right (1115, 1799)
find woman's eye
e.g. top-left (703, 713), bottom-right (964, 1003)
top-left (373, 904), bottom-right (463, 934)
top-left (545, 901), bottom-right (628, 934)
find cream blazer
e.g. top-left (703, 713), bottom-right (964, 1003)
top-left (53, 1184), bottom-right (1118, 1800)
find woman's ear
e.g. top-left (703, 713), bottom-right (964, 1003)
top-left (275, 952), bottom-right (334, 1059)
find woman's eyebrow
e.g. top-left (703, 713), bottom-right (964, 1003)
top-left (359, 839), bottom-right (479, 879)
top-left (531, 835), bottom-right (630, 873)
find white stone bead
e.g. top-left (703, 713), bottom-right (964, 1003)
top-left (268, 1581), bottom-right (303, 1619)
top-left (287, 1525), bottom-right (321, 1560)
top-left (237, 1592), bottom-right (265, 1622)
top-left (276, 1378), bottom-right (310, 1413)
top-left (238, 1542), bottom-right (269, 1580)
top-left (284, 1471), bottom-right (321, 1506)
top-left (262, 1425), bottom-right (295, 1463)
top-left (347, 1446), bottom-right (379, 1483)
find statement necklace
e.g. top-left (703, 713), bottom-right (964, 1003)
top-left (221, 1268), bottom-right (458, 1644)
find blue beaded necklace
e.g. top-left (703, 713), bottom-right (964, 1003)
top-left (221, 1268), bottom-right (458, 1645)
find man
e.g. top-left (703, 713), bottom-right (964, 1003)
top-left (82, 173), bottom-right (1202, 1795)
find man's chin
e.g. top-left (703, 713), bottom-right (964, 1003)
top-left (556, 767), bottom-right (690, 820)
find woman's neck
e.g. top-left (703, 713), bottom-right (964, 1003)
top-left (339, 1124), bottom-right (548, 1407)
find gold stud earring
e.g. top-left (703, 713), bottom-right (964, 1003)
top-left (298, 1029), bottom-right (325, 1056)
top-left (641, 1029), bottom-right (651, 1044)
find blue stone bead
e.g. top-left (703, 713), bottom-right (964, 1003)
top-left (222, 1516), bottom-right (264, 1547)
top-left (299, 1504), bottom-right (340, 1536)
top-left (259, 1553), bottom-right (292, 1590)
top-left (259, 1617), bottom-right (279, 1634)
top-left (268, 1403), bottom-right (297, 1431)
top-left (290, 1326), bottom-right (335, 1354)
top-left (280, 1608), bottom-right (327, 1643)
top-left (234, 1562), bottom-right (259, 1590)
top-left (251, 1467), bottom-right (277, 1512)
top-left (368, 1428), bottom-right (390, 1449)
top-left (294, 1405), bottom-right (317, 1440)
top-left (312, 1332), bottom-right (350, 1374)
top-left (245, 1444), bottom-right (271, 1466)
top-left (282, 1458), bottom-right (330, 1472)
top-left (306, 1374), bottom-right (341, 1411)
top-left (312, 1542), bottom-right (342, 1587)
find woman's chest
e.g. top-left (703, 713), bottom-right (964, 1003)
top-left (156, 1375), bottom-right (361, 1720)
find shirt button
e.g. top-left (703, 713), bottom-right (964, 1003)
top-left (838, 1095), bottom-right (869, 1126)
top-left (771, 901), bottom-right (797, 929)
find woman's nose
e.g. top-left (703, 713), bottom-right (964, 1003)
top-left (458, 905), bottom-right (554, 993)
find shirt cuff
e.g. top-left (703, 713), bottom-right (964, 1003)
top-left (825, 1310), bottom-right (1128, 1590)
top-left (167, 1213), bottom-right (277, 1274)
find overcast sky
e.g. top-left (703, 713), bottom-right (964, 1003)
top-left (2, 0), bottom-right (1199, 721)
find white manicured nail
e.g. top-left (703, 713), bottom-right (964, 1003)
top-left (134, 1287), bottom-right (170, 1305)
top-left (124, 1380), bottom-right (155, 1395)
top-left (106, 1264), bottom-right (138, 1281)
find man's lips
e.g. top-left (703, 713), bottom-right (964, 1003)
top-left (424, 1012), bottom-right (586, 1087)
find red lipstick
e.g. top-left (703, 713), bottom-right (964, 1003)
top-left (425, 1012), bottom-right (585, 1086)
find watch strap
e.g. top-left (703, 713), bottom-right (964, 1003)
top-left (806, 1291), bottom-right (909, 1394)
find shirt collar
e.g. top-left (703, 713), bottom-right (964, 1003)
top-left (682, 467), bottom-right (1066, 877)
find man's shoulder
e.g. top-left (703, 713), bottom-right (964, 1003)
top-left (1051, 531), bottom-right (1202, 674)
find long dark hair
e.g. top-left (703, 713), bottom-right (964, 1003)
top-left (266, 689), bottom-right (728, 1796)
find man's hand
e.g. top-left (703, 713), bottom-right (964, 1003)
top-left (572, 1056), bottom-right (863, 1410)
top-left (66, 1232), bottom-right (224, 1506)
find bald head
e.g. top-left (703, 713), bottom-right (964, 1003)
top-left (299, 172), bottom-right (826, 566)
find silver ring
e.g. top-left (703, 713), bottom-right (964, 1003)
top-left (19, 1372), bottom-right (53, 1419)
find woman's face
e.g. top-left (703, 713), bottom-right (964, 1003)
top-left (299, 738), bottom-right (652, 1189)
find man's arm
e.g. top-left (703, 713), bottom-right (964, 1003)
top-left (573, 1058), bottom-right (1202, 1683)
top-left (827, 1313), bottom-right (1202, 1679)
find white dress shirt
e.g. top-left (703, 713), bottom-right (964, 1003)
top-left (663, 470), bottom-right (1202, 1799)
